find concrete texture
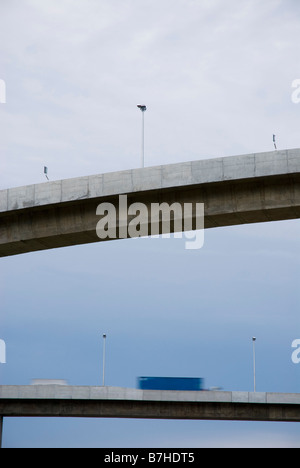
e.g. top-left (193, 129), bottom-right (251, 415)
top-left (0, 386), bottom-right (300, 422)
top-left (0, 149), bottom-right (300, 257)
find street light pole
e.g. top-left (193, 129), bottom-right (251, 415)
top-left (102, 333), bottom-right (107, 386)
top-left (252, 337), bottom-right (256, 392)
top-left (137, 105), bottom-right (147, 168)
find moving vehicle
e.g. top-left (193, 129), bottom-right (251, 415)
top-left (137, 376), bottom-right (204, 391)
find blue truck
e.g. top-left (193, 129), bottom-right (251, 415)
top-left (137, 376), bottom-right (204, 391)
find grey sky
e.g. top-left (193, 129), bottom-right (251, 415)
top-left (0, 0), bottom-right (300, 448)
top-left (1, 0), bottom-right (300, 186)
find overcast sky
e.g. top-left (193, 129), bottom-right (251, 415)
top-left (0, 0), bottom-right (300, 448)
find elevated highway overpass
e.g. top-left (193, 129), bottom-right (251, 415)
top-left (0, 385), bottom-right (300, 422)
top-left (0, 148), bottom-right (300, 257)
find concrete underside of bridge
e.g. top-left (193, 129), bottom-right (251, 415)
top-left (1, 387), bottom-right (300, 422)
top-left (0, 149), bottom-right (299, 257)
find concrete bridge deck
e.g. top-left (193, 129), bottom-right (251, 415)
top-left (0, 148), bottom-right (300, 257)
top-left (1, 386), bottom-right (300, 422)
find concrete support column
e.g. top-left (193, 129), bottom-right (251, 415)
top-left (0, 416), bottom-right (3, 448)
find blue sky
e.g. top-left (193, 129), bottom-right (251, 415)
top-left (1, 222), bottom-right (300, 447)
top-left (0, 0), bottom-right (300, 447)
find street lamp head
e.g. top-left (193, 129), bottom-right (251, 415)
top-left (103, 334), bottom-right (106, 339)
top-left (252, 337), bottom-right (256, 342)
top-left (137, 105), bottom-right (147, 112)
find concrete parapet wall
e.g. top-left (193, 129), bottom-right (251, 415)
top-left (1, 385), bottom-right (300, 404)
top-left (0, 149), bottom-right (299, 213)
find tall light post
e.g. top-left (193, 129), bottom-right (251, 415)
top-left (137, 105), bottom-right (147, 168)
top-left (102, 333), bottom-right (107, 386)
top-left (252, 337), bottom-right (256, 392)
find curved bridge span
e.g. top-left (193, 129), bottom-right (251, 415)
top-left (0, 149), bottom-right (299, 257)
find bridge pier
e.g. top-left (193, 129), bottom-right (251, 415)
top-left (0, 416), bottom-right (3, 449)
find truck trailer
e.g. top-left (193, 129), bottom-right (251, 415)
top-left (137, 376), bottom-right (204, 391)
